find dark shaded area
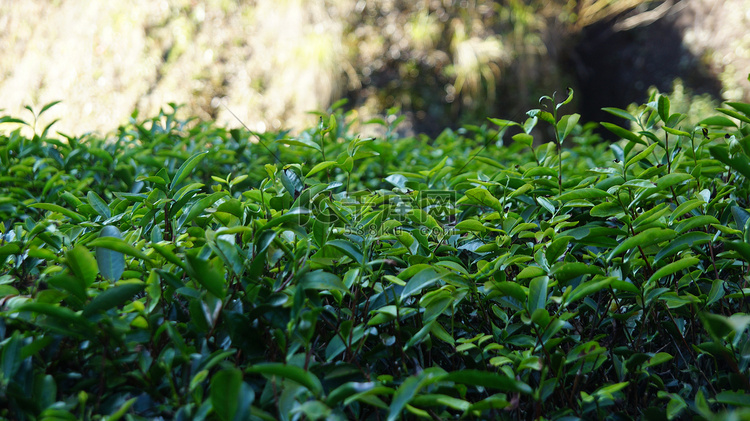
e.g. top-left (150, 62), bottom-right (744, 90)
top-left (569, 5), bottom-right (723, 136)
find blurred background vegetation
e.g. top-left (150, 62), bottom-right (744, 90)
top-left (0, 0), bottom-right (747, 137)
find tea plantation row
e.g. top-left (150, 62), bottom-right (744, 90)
top-left (1, 94), bottom-right (750, 420)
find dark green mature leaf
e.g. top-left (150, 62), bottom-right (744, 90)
top-left (211, 368), bottom-right (244, 421)
top-left (565, 277), bottom-right (614, 305)
top-left (701, 312), bottom-right (733, 339)
top-left (608, 228), bottom-right (676, 261)
top-left (326, 382), bottom-right (376, 407)
top-left (674, 215), bottom-right (719, 234)
top-left (710, 145), bottom-right (750, 180)
top-left (732, 205), bottom-right (750, 232)
top-left (444, 370), bottom-right (532, 394)
top-left (636, 173), bottom-right (694, 203)
top-left (726, 101), bottom-right (750, 118)
top-left (1, 332), bottom-right (22, 382)
top-left (299, 270), bottom-right (349, 295)
top-left (556, 188), bottom-right (613, 203)
top-left (247, 363), bottom-right (323, 397)
top-left (411, 394), bottom-right (471, 411)
top-left (715, 391), bottom-right (750, 407)
top-left (400, 267), bottom-right (442, 302)
top-left (326, 239), bottom-right (364, 265)
top-left (87, 191), bottom-right (110, 218)
top-left (725, 241), bottom-right (750, 264)
top-left (625, 143), bottom-right (658, 170)
top-left (47, 274), bottom-right (87, 301)
top-left (489, 281), bottom-right (527, 303)
top-left (184, 248), bottom-right (226, 299)
top-left (387, 368), bottom-right (446, 421)
top-left (183, 191), bottom-right (228, 225)
top-left (13, 303), bottom-right (89, 337)
top-left (646, 257), bottom-right (700, 285)
top-left (257, 208), bottom-right (311, 233)
top-left (654, 232), bottom-right (711, 263)
top-left (170, 151), bottom-right (209, 191)
top-left (95, 225), bottom-right (125, 282)
top-left (527, 276), bottom-right (548, 313)
top-left (82, 280), bottom-right (145, 317)
top-left (0, 243), bottom-right (21, 257)
top-left (551, 262), bottom-right (604, 284)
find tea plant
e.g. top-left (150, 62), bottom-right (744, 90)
top-left (1, 93), bottom-right (750, 420)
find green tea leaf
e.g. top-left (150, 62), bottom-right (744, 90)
top-left (444, 369), bottom-right (532, 394)
top-left (461, 187), bottom-right (503, 211)
top-left (184, 248), bottom-right (226, 300)
top-left (300, 270), bottom-right (349, 295)
top-left (488, 281), bottom-right (527, 303)
top-left (86, 191), bottom-right (110, 218)
top-left (551, 262), bottom-right (604, 284)
top-left (183, 191), bottom-right (228, 225)
top-left (556, 188), bottom-right (612, 202)
top-left (170, 151), bottom-right (209, 191)
top-left (151, 243), bottom-right (187, 270)
top-left (66, 245), bottom-right (98, 287)
top-left (715, 391), bottom-right (750, 407)
top-left (326, 382), bottom-right (376, 407)
top-left (557, 113), bottom-right (580, 143)
top-left (247, 363), bottom-right (323, 397)
top-left (657, 95), bottom-right (670, 123)
top-left (675, 215), bottom-right (719, 234)
top-left (646, 257), bottom-right (700, 285)
top-left (28, 203), bottom-right (86, 222)
top-left (95, 226), bottom-right (126, 282)
top-left (602, 107), bottom-right (637, 122)
top-left (211, 368), bottom-right (243, 421)
top-left (710, 144), bottom-right (750, 180)
top-left (387, 368), bottom-right (446, 421)
top-left (89, 236), bottom-right (152, 263)
top-left (326, 239), bottom-right (364, 265)
top-left (401, 267), bottom-right (442, 302)
top-left (669, 198), bottom-right (705, 223)
top-left (608, 228), bottom-right (676, 261)
top-left (625, 143), bottom-right (658, 170)
top-left (698, 115), bottom-right (737, 127)
top-left (454, 219), bottom-right (486, 232)
top-left (527, 276), bottom-right (548, 313)
top-left (306, 160), bottom-right (338, 177)
top-left (47, 274), bottom-right (87, 301)
top-left (725, 241), bottom-right (750, 264)
top-left (601, 122), bottom-right (645, 145)
top-left (565, 277), bottom-right (614, 305)
top-left (654, 231), bottom-right (711, 263)
top-left (82, 280), bottom-right (145, 317)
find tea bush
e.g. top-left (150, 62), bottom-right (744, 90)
top-left (1, 93), bottom-right (750, 420)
